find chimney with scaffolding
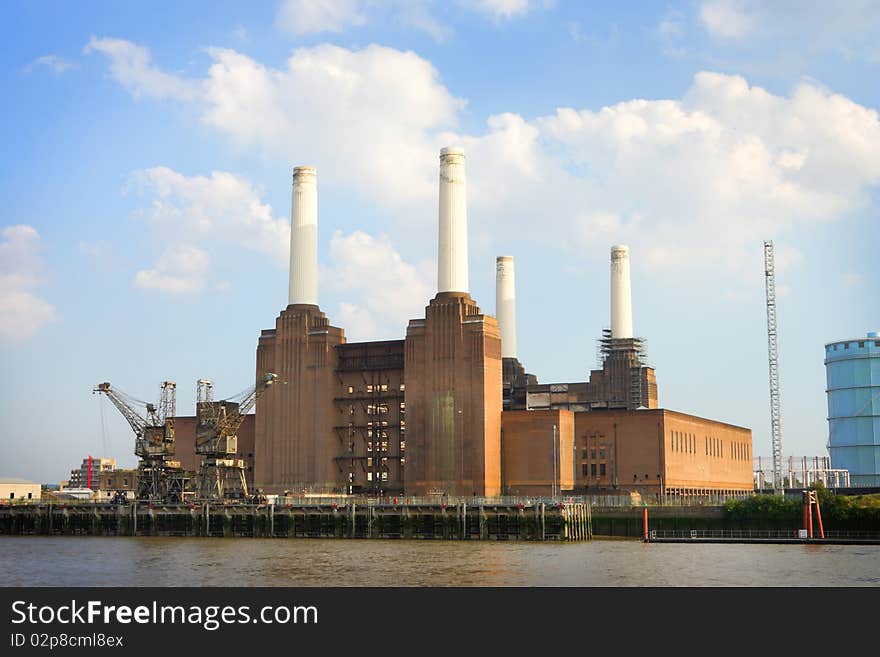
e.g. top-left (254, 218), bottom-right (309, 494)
top-left (504, 244), bottom-right (657, 412)
top-left (586, 245), bottom-right (656, 410)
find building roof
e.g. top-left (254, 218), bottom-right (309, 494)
top-left (572, 407), bottom-right (751, 432)
top-left (0, 477), bottom-right (40, 485)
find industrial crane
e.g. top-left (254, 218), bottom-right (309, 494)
top-left (93, 380), bottom-right (190, 503)
top-left (194, 372), bottom-right (277, 501)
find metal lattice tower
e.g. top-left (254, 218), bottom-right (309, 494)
top-left (158, 381), bottom-right (176, 426)
top-left (763, 241), bottom-right (784, 493)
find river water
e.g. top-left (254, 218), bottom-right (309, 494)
top-left (1, 536), bottom-right (877, 586)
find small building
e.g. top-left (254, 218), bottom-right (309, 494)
top-left (68, 457), bottom-right (116, 489)
top-left (52, 488), bottom-right (95, 501)
top-left (0, 478), bottom-right (41, 503)
top-left (95, 469), bottom-right (139, 501)
top-left (573, 409), bottom-right (753, 500)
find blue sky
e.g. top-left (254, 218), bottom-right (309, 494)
top-left (1, 0), bottom-right (878, 484)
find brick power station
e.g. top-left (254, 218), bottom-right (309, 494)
top-left (175, 148), bottom-right (754, 502)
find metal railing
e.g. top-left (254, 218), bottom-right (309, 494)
top-left (648, 529), bottom-right (880, 540)
top-left (1, 494), bottom-right (741, 509)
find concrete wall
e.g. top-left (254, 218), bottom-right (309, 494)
top-left (502, 409), bottom-right (574, 495)
top-left (405, 292), bottom-right (502, 496)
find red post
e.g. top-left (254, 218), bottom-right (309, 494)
top-left (87, 455), bottom-right (93, 490)
top-left (814, 496), bottom-right (825, 539)
top-left (643, 507), bottom-right (649, 541)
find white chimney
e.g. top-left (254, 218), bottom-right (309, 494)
top-left (496, 256), bottom-right (517, 359)
top-left (610, 244), bottom-right (633, 339)
top-left (288, 166), bottom-right (318, 306)
top-left (437, 147), bottom-right (468, 294)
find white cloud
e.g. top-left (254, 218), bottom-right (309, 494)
top-left (840, 272), bottom-right (863, 288)
top-left (25, 55), bottom-right (76, 74)
top-left (78, 240), bottom-right (127, 273)
top-left (129, 166), bottom-right (290, 266)
top-left (90, 37), bottom-right (462, 213)
top-left (699, 0), bottom-right (752, 39)
top-left (0, 225), bottom-right (56, 340)
top-left (200, 43), bottom-right (462, 208)
top-left (393, 1), bottom-right (452, 43)
top-left (439, 71), bottom-right (880, 284)
top-left (274, 0), bottom-right (542, 40)
top-left (133, 245), bottom-right (210, 293)
top-left (95, 37), bottom-right (880, 298)
top-left (84, 37), bottom-right (198, 101)
top-left (323, 230), bottom-right (433, 340)
top-left (275, 0), bottom-right (366, 35)
top-left (127, 167), bottom-right (291, 294)
top-left (465, 0), bottom-right (538, 20)
top-left (656, 14), bottom-right (684, 40)
top-left (698, 0), bottom-right (880, 53)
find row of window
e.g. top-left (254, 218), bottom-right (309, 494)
top-left (348, 402), bottom-right (406, 415)
top-left (581, 447), bottom-right (607, 460)
top-left (830, 340), bottom-right (879, 350)
top-left (581, 463), bottom-right (607, 477)
top-left (672, 430), bottom-right (695, 454)
top-left (731, 441), bottom-right (749, 461)
top-left (670, 432), bottom-right (750, 461)
top-left (346, 383), bottom-right (406, 393)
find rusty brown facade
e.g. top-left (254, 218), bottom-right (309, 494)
top-left (253, 304), bottom-right (345, 494)
top-left (334, 340), bottom-right (406, 495)
top-left (404, 292), bottom-right (503, 497)
top-left (574, 409), bottom-right (753, 499)
top-left (249, 303), bottom-right (752, 498)
top-left (501, 410), bottom-right (574, 496)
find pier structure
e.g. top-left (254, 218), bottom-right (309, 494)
top-left (0, 500), bottom-right (592, 541)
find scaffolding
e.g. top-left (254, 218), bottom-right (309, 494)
top-left (598, 328), bottom-right (650, 410)
top-left (754, 455), bottom-right (851, 490)
top-left (333, 342), bottom-right (405, 495)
